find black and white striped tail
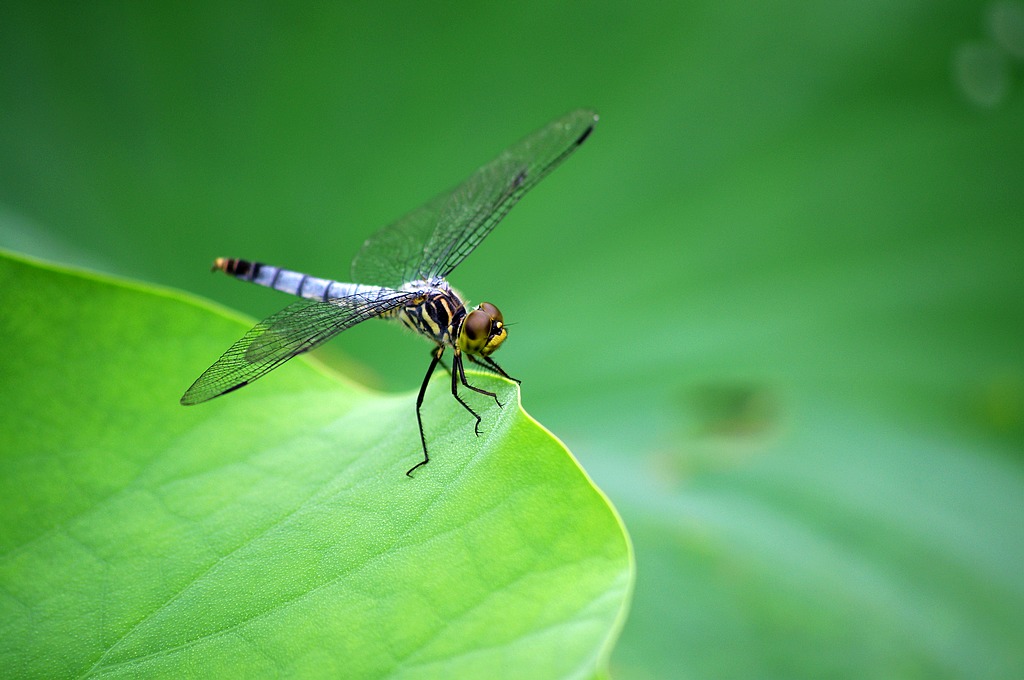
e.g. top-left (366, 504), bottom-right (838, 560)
top-left (212, 258), bottom-right (384, 302)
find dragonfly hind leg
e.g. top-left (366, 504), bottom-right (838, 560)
top-left (408, 347), bottom-right (444, 477)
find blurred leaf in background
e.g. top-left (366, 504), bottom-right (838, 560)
top-left (2, 1), bottom-right (1022, 678)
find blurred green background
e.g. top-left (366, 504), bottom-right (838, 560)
top-left (2, 2), bottom-right (1022, 678)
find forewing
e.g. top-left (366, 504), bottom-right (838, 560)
top-left (423, 109), bottom-right (597, 279)
top-left (350, 192), bottom-right (449, 287)
top-left (180, 289), bottom-right (414, 405)
top-left (351, 109), bottom-right (597, 286)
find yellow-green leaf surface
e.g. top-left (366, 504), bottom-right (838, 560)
top-left (0, 251), bottom-right (633, 678)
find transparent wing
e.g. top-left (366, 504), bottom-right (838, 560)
top-left (351, 109), bottom-right (598, 287)
top-left (349, 192), bottom-right (450, 288)
top-left (180, 289), bottom-right (415, 404)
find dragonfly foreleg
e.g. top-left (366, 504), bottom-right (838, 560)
top-left (466, 354), bottom-right (521, 385)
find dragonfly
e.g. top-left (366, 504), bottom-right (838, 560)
top-left (181, 109), bottom-right (598, 475)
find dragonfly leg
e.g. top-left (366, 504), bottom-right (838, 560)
top-left (467, 354), bottom-right (521, 386)
top-left (459, 353), bottom-right (503, 408)
top-left (450, 351), bottom-right (484, 436)
top-left (408, 347), bottom-right (444, 477)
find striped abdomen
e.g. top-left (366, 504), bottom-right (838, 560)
top-left (213, 258), bottom-right (386, 302)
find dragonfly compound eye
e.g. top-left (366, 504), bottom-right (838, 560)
top-left (477, 301), bottom-right (503, 323)
top-left (459, 302), bottom-right (507, 356)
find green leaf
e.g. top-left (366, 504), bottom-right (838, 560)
top-left (4, 4), bottom-right (1024, 677)
top-left (0, 251), bottom-right (633, 679)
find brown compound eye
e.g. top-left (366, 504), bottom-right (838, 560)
top-left (463, 308), bottom-right (490, 343)
top-left (458, 302), bottom-right (508, 356)
top-left (477, 302), bottom-right (503, 324)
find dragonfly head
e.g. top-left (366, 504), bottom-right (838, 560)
top-left (458, 302), bottom-right (507, 357)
